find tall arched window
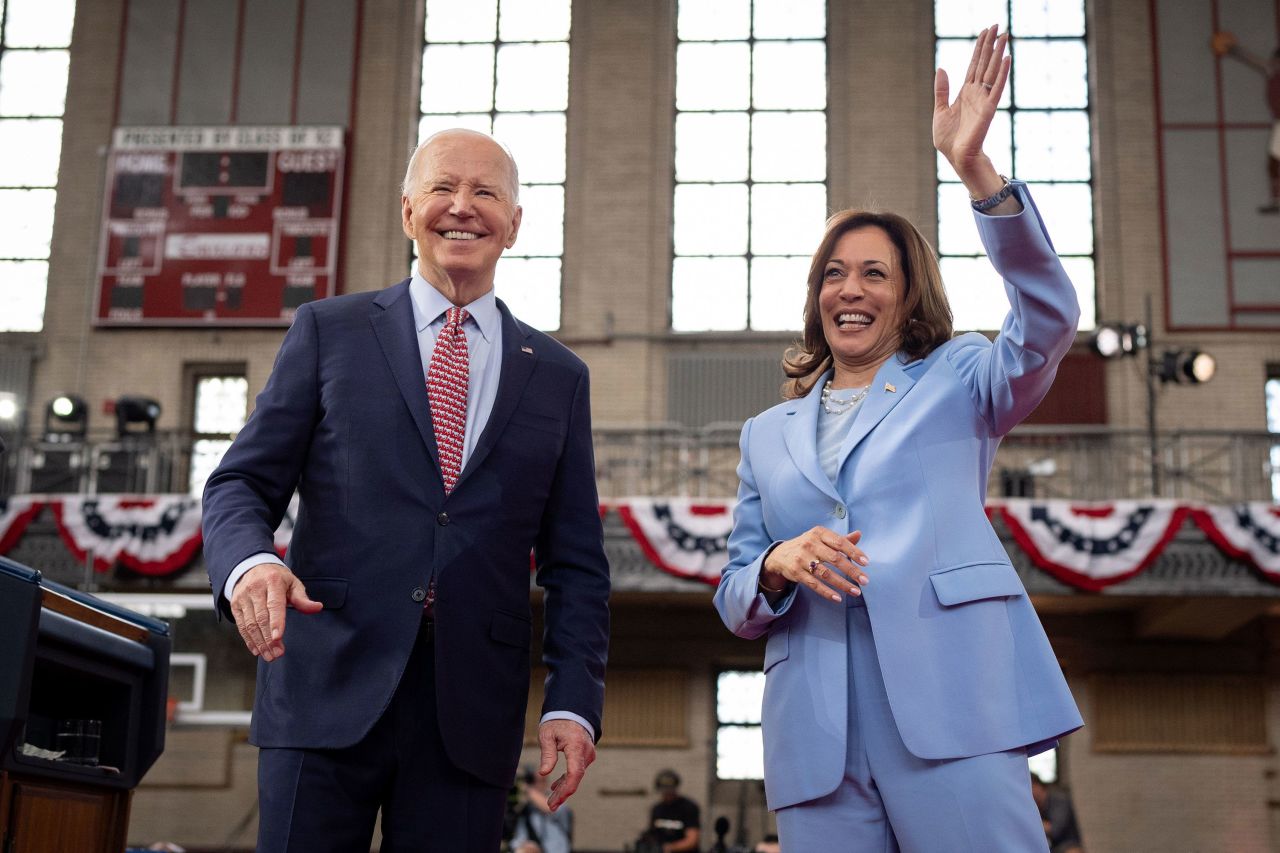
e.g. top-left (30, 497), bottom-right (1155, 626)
top-left (418, 0), bottom-right (570, 331)
top-left (671, 0), bottom-right (827, 332)
top-left (0, 0), bottom-right (75, 332)
top-left (935, 1), bottom-right (1096, 332)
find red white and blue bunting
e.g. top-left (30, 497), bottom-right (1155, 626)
top-left (0, 495), bottom-right (1278, 589)
top-left (615, 497), bottom-right (734, 585)
top-left (273, 493), bottom-right (301, 557)
top-left (0, 496), bottom-right (43, 554)
top-left (1191, 503), bottom-right (1280, 584)
top-left (50, 496), bottom-right (205, 576)
top-left (993, 500), bottom-right (1192, 591)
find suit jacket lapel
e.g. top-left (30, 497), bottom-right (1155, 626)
top-left (782, 374), bottom-right (841, 502)
top-left (370, 280), bottom-right (441, 473)
top-left (835, 355), bottom-right (918, 470)
top-left (454, 298), bottom-right (536, 489)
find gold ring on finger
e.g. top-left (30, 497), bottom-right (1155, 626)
top-left (807, 559), bottom-right (819, 573)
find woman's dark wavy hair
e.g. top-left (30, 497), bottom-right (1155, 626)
top-left (782, 209), bottom-right (953, 399)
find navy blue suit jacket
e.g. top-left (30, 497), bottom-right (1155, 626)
top-left (202, 280), bottom-right (610, 788)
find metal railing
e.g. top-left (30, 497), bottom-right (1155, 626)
top-left (1, 426), bottom-right (1275, 502)
top-left (0, 431), bottom-right (194, 496)
top-left (989, 427), bottom-right (1278, 503)
top-left (593, 423), bottom-right (743, 498)
top-left (592, 425), bottom-right (1280, 502)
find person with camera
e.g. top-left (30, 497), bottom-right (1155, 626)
top-left (510, 765), bottom-right (574, 853)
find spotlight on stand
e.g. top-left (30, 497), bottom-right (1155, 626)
top-left (1089, 322), bottom-right (1148, 359)
top-left (43, 394), bottom-right (88, 442)
top-left (0, 391), bottom-right (16, 457)
top-left (1157, 348), bottom-right (1216, 385)
top-left (0, 391), bottom-right (17, 424)
top-left (1089, 297), bottom-right (1216, 495)
top-left (115, 396), bottom-right (161, 438)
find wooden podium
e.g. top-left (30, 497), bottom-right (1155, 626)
top-left (0, 557), bottom-right (171, 852)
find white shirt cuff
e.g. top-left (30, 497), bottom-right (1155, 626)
top-left (540, 710), bottom-right (595, 741)
top-left (223, 552), bottom-right (287, 603)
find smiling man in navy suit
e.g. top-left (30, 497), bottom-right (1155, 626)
top-left (202, 128), bottom-right (610, 853)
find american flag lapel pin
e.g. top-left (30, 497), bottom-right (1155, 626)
top-left (521, 345), bottom-right (534, 354)
top-left (884, 382), bottom-right (896, 393)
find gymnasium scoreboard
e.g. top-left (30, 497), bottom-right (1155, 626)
top-left (95, 126), bottom-right (346, 326)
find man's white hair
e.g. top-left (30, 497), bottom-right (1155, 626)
top-left (401, 129), bottom-right (521, 202)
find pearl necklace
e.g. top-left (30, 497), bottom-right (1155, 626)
top-left (820, 380), bottom-right (871, 415)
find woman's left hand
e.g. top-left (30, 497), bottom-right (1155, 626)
top-left (933, 23), bottom-right (1009, 196)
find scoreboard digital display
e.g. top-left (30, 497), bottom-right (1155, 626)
top-left (95, 126), bottom-right (346, 326)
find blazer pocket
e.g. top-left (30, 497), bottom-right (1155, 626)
top-left (508, 409), bottom-right (564, 436)
top-left (763, 626), bottom-right (790, 673)
top-left (489, 608), bottom-right (532, 649)
top-left (301, 577), bottom-right (347, 610)
top-left (929, 561), bottom-right (1026, 606)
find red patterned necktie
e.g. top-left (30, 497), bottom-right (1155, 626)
top-left (427, 306), bottom-right (470, 493)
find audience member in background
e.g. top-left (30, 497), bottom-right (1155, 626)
top-left (644, 769), bottom-right (701, 852)
top-left (1031, 774), bottom-right (1086, 853)
top-left (751, 835), bottom-right (781, 853)
top-left (510, 764), bottom-right (574, 853)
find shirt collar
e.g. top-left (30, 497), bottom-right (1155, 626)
top-left (409, 268), bottom-right (499, 344)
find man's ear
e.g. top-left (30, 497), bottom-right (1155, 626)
top-left (400, 195), bottom-right (415, 240)
top-left (505, 205), bottom-right (523, 249)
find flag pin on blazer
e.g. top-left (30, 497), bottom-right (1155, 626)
top-left (884, 382), bottom-right (896, 393)
top-left (521, 345), bottom-right (534, 354)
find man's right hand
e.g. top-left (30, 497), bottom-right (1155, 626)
top-left (229, 563), bottom-right (323, 661)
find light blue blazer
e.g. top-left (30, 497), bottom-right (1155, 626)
top-left (714, 183), bottom-right (1084, 812)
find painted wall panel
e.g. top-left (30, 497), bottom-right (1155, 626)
top-left (1231, 258), bottom-right (1280, 304)
top-left (295, 0), bottom-right (357, 125)
top-left (236, 0), bottom-right (301, 124)
top-left (1156, 0), bottom-right (1218, 124)
top-left (1226, 128), bottom-right (1280, 250)
top-left (1218, 0), bottom-right (1277, 124)
top-left (175, 0), bottom-right (239, 125)
top-left (1234, 311), bottom-right (1280, 325)
top-left (1163, 130), bottom-right (1230, 326)
top-left (117, 0), bottom-right (181, 125)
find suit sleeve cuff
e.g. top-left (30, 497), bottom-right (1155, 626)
top-left (540, 710), bottom-right (595, 741)
top-left (223, 552), bottom-right (287, 604)
top-left (756, 541), bottom-right (798, 615)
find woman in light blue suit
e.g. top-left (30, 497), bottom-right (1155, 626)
top-left (713, 27), bottom-right (1083, 852)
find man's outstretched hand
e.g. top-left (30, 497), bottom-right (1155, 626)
top-left (537, 718), bottom-right (596, 811)
top-left (229, 563), bottom-right (323, 661)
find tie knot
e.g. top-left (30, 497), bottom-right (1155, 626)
top-left (445, 306), bottom-right (469, 328)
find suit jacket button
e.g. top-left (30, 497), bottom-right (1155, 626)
top-left (436, 512), bottom-right (450, 526)
top-left (411, 587), bottom-right (427, 603)
top-left (834, 504), bottom-right (847, 519)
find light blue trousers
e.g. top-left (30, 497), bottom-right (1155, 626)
top-left (775, 595), bottom-right (1049, 853)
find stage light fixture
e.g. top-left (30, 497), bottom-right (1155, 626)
top-left (0, 391), bottom-right (16, 423)
top-left (1090, 324), bottom-right (1125, 358)
top-left (1092, 297), bottom-right (1219, 494)
top-left (43, 394), bottom-right (87, 441)
top-left (115, 395), bottom-right (162, 437)
top-left (1157, 349), bottom-right (1216, 385)
top-left (1089, 322), bottom-right (1147, 359)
